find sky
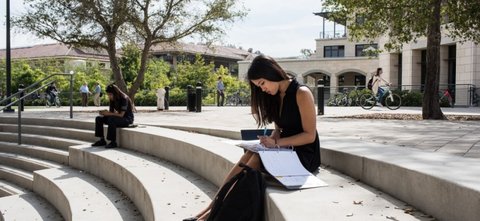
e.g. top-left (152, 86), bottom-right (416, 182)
top-left (0, 0), bottom-right (330, 58)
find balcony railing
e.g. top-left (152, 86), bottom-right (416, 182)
top-left (318, 31), bottom-right (347, 39)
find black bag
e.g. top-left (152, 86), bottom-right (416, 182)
top-left (367, 77), bottom-right (374, 90)
top-left (207, 164), bottom-right (266, 221)
top-left (99, 92), bottom-right (104, 97)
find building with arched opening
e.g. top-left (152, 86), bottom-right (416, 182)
top-left (238, 11), bottom-right (480, 106)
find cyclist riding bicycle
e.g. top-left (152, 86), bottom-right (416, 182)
top-left (46, 82), bottom-right (59, 106)
top-left (371, 68), bottom-right (392, 104)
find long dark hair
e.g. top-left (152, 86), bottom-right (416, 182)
top-left (247, 55), bottom-right (289, 127)
top-left (105, 84), bottom-right (136, 112)
top-left (375, 67), bottom-right (382, 76)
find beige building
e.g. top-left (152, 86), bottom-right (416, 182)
top-left (238, 12), bottom-right (480, 106)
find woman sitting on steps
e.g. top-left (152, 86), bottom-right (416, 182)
top-left (185, 55), bottom-right (321, 221)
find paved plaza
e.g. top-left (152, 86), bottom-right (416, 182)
top-left (1, 105), bottom-right (480, 220)
top-left (7, 105), bottom-right (480, 158)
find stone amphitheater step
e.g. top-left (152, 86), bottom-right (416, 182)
top-left (0, 132), bottom-right (87, 151)
top-left (69, 144), bottom-right (216, 221)
top-left (0, 152), bottom-right (63, 172)
top-left (0, 123), bottom-right (96, 143)
top-left (0, 192), bottom-right (63, 221)
top-left (1, 117), bottom-right (93, 131)
top-left (0, 165), bottom-right (33, 190)
top-left (33, 167), bottom-right (142, 221)
top-left (0, 179), bottom-right (27, 197)
top-left (0, 141), bottom-right (68, 165)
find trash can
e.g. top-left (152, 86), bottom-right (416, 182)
top-left (317, 79), bottom-right (324, 115)
top-left (164, 86), bottom-right (170, 110)
top-left (195, 82), bottom-right (202, 113)
top-left (187, 85), bottom-right (196, 112)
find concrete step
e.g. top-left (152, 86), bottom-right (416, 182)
top-left (0, 193), bottom-right (63, 221)
top-left (0, 153), bottom-right (63, 173)
top-left (0, 179), bottom-right (28, 197)
top-left (0, 165), bottom-right (33, 190)
top-left (0, 141), bottom-right (68, 165)
top-left (69, 144), bottom-right (216, 221)
top-left (321, 136), bottom-right (480, 221)
top-left (0, 132), bottom-right (87, 151)
top-left (33, 167), bottom-right (142, 221)
top-left (1, 117), bottom-right (93, 131)
top-left (0, 123), bottom-right (95, 143)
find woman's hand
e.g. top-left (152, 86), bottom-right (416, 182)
top-left (258, 135), bottom-right (276, 148)
top-left (99, 110), bottom-right (109, 116)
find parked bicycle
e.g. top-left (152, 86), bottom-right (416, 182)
top-left (438, 89), bottom-right (453, 107)
top-left (348, 87), bottom-right (364, 106)
top-left (225, 91), bottom-right (250, 106)
top-left (327, 88), bottom-right (350, 106)
top-left (359, 86), bottom-right (401, 110)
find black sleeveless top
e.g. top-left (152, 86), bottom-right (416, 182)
top-left (276, 79), bottom-right (321, 173)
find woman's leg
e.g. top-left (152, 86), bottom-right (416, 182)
top-left (195, 151), bottom-right (262, 220)
top-left (105, 116), bottom-right (130, 142)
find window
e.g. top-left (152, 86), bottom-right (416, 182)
top-left (355, 44), bottom-right (378, 57)
top-left (324, 45), bottom-right (345, 58)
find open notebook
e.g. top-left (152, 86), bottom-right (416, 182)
top-left (237, 140), bottom-right (328, 189)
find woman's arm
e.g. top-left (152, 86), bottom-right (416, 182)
top-left (102, 110), bottom-right (125, 118)
top-left (379, 76), bottom-right (391, 85)
top-left (260, 87), bottom-right (317, 148)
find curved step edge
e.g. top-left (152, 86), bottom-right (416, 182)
top-left (0, 141), bottom-right (68, 165)
top-left (0, 193), bottom-right (63, 221)
top-left (69, 144), bottom-right (216, 221)
top-left (33, 167), bottom-right (142, 221)
top-left (0, 165), bottom-right (33, 190)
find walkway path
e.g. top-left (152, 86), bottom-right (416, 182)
top-left (6, 105), bottom-right (479, 158)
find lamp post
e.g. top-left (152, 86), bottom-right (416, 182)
top-left (3, 0), bottom-right (14, 113)
top-left (69, 71), bottom-right (74, 118)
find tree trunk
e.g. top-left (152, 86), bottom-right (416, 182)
top-left (106, 36), bottom-right (128, 95)
top-left (423, 0), bottom-right (446, 120)
top-left (128, 40), bottom-right (152, 103)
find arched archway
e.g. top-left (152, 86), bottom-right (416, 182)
top-left (302, 70), bottom-right (333, 104)
top-left (335, 69), bottom-right (368, 91)
top-left (302, 70), bottom-right (333, 87)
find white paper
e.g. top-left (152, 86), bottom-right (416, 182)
top-left (237, 140), bottom-right (293, 153)
top-left (258, 150), bottom-right (328, 189)
top-left (276, 176), bottom-right (328, 189)
top-left (259, 151), bottom-right (310, 176)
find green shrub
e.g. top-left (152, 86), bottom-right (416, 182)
top-left (168, 87), bottom-right (187, 106)
top-left (134, 90), bottom-right (157, 106)
top-left (401, 90), bottom-right (423, 106)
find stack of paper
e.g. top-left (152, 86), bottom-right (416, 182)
top-left (258, 150), bottom-right (328, 189)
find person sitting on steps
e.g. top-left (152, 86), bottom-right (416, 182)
top-left (92, 84), bottom-right (135, 148)
top-left (184, 55), bottom-right (321, 221)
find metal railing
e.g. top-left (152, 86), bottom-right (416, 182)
top-left (401, 84), bottom-right (476, 107)
top-left (307, 84), bottom-right (478, 107)
top-left (0, 73), bottom-right (75, 144)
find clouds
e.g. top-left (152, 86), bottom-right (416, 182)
top-left (223, 0), bottom-right (324, 57)
top-left (0, 0), bottom-right (324, 57)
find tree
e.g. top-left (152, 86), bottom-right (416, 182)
top-left (322, 0), bottom-right (480, 119)
top-left (300, 48), bottom-right (313, 58)
top-left (14, 0), bottom-right (246, 101)
top-left (175, 54), bottom-right (215, 89)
